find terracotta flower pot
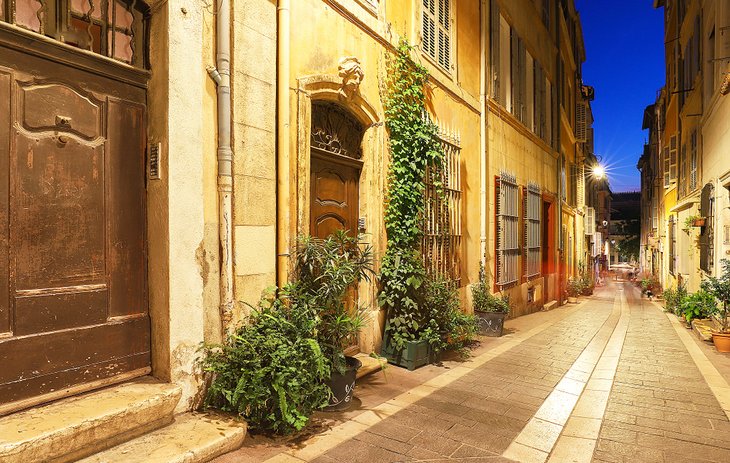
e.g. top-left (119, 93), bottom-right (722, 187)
top-left (711, 332), bottom-right (730, 353)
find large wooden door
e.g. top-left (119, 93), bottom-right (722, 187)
top-left (310, 153), bottom-right (360, 238)
top-left (0, 34), bottom-right (149, 413)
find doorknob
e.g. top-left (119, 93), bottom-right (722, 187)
top-left (55, 115), bottom-right (72, 128)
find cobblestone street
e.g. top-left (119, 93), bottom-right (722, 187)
top-left (213, 281), bottom-right (730, 463)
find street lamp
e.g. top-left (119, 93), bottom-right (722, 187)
top-left (592, 165), bottom-right (606, 179)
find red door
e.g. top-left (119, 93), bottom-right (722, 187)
top-left (0, 37), bottom-right (149, 413)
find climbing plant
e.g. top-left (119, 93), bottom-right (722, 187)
top-left (379, 40), bottom-right (447, 350)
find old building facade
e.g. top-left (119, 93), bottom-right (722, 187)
top-left (641, 0), bottom-right (730, 292)
top-left (0, 0), bottom-right (599, 458)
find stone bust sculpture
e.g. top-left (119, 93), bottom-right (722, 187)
top-left (338, 57), bottom-right (364, 99)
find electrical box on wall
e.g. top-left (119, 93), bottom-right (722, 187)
top-left (148, 142), bottom-right (162, 180)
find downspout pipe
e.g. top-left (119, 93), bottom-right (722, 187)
top-left (207, 0), bottom-right (234, 335)
top-left (277, 0), bottom-right (291, 287)
top-left (479, 0), bottom-right (487, 268)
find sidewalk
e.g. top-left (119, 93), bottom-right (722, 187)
top-left (212, 282), bottom-right (730, 463)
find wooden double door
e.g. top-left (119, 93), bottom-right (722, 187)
top-left (0, 35), bottom-right (149, 412)
top-left (310, 151), bottom-right (361, 238)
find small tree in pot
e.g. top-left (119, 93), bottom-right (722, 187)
top-left (292, 231), bottom-right (374, 410)
top-left (566, 278), bottom-right (584, 303)
top-left (471, 264), bottom-right (510, 337)
top-left (701, 259), bottom-right (730, 352)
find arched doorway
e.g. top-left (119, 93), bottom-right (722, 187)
top-left (0, 0), bottom-right (150, 413)
top-left (309, 101), bottom-right (364, 238)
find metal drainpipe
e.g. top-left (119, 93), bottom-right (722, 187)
top-left (555, 7), bottom-right (563, 303)
top-left (277, 0), bottom-right (291, 287)
top-left (480, 0), bottom-right (488, 268)
top-left (206, 0), bottom-right (234, 336)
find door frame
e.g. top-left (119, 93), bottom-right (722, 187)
top-left (294, 75), bottom-right (384, 352)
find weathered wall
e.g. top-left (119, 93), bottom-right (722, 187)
top-left (231, 0), bottom-right (278, 323)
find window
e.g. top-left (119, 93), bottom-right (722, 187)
top-left (669, 215), bottom-right (677, 275)
top-left (670, 135), bottom-right (678, 183)
top-left (679, 143), bottom-right (687, 198)
top-left (489, 0), bottom-right (501, 102)
top-left (534, 61), bottom-right (547, 141)
top-left (422, 0), bottom-right (452, 71)
top-left (496, 172), bottom-right (519, 287)
top-left (663, 146), bottom-right (671, 187)
top-left (1, 0), bottom-right (149, 68)
top-left (585, 207), bottom-right (596, 236)
top-left (700, 184), bottom-right (714, 273)
top-left (690, 130), bottom-right (698, 192)
top-left (423, 130), bottom-right (462, 283)
top-left (524, 183), bottom-right (541, 279)
top-left (510, 31), bottom-right (526, 122)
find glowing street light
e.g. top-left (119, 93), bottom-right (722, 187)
top-left (592, 165), bottom-right (606, 179)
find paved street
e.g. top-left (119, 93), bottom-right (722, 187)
top-left (213, 281), bottom-right (730, 463)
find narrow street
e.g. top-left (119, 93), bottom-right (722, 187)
top-left (214, 281), bottom-right (730, 463)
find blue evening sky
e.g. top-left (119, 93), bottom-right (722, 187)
top-left (575, 0), bottom-right (665, 192)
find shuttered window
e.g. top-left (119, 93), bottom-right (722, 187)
top-left (669, 135), bottom-right (678, 182)
top-left (700, 183), bottom-right (714, 274)
top-left (497, 172), bottom-right (519, 287)
top-left (510, 31), bottom-right (526, 123)
top-left (669, 215), bottom-right (677, 275)
top-left (422, 0), bottom-right (452, 71)
top-left (690, 130), bottom-right (698, 192)
top-left (576, 101), bottom-right (587, 142)
top-left (524, 183), bottom-right (541, 279)
top-left (585, 207), bottom-right (595, 235)
top-left (490, 0), bottom-right (500, 102)
top-left (663, 146), bottom-right (671, 187)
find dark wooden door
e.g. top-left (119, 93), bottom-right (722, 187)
top-left (310, 153), bottom-right (360, 238)
top-left (0, 38), bottom-right (149, 412)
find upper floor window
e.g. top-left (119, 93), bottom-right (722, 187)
top-left (422, 0), bottom-right (452, 72)
top-left (1, 0), bottom-right (149, 68)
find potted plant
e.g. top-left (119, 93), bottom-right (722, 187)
top-left (679, 290), bottom-right (716, 327)
top-left (701, 259), bottom-right (730, 353)
top-left (471, 264), bottom-right (510, 337)
top-left (685, 215), bottom-right (706, 228)
top-left (566, 278), bottom-right (583, 303)
top-left (291, 231), bottom-right (374, 410)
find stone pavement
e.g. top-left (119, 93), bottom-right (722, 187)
top-left (212, 281), bottom-right (730, 463)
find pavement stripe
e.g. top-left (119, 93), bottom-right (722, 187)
top-left (265, 301), bottom-right (592, 462)
top-left (545, 286), bottom-right (631, 463)
top-left (658, 301), bottom-right (730, 420)
top-left (502, 291), bottom-right (625, 463)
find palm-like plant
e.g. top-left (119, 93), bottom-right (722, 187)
top-left (291, 231), bottom-right (374, 373)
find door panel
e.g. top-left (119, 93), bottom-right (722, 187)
top-left (0, 43), bottom-right (149, 411)
top-left (0, 69), bottom-right (9, 335)
top-left (13, 134), bottom-right (106, 290)
top-left (310, 155), bottom-right (359, 238)
top-left (107, 99), bottom-right (146, 318)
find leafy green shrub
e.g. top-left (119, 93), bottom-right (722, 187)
top-left (291, 231), bottom-right (373, 374)
top-left (701, 259), bottom-right (730, 333)
top-left (679, 290), bottom-right (717, 324)
top-left (567, 278), bottom-right (584, 298)
top-left (663, 283), bottom-right (687, 315)
top-left (471, 263), bottom-right (510, 314)
top-left (200, 289), bottom-right (330, 435)
top-left (379, 39), bottom-right (447, 350)
top-left (420, 275), bottom-right (477, 354)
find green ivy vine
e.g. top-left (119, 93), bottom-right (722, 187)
top-left (379, 40), bottom-right (446, 350)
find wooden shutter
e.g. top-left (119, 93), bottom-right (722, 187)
top-left (586, 207), bottom-right (595, 235)
top-left (511, 30), bottom-right (519, 116)
top-left (422, 0), bottom-right (437, 59)
top-left (670, 135), bottom-right (678, 181)
top-left (437, 0), bottom-right (451, 69)
top-left (490, 0), bottom-right (500, 102)
top-left (575, 101), bottom-right (587, 142)
top-left (700, 184), bottom-right (712, 272)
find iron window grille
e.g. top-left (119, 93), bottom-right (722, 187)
top-left (422, 124), bottom-right (462, 285)
top-left (669, 215), bottom-right (677, 275)
top-left (496, 171), bottom-right (519, 287)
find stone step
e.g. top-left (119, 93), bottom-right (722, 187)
top-left (0, 377), bottom-right (182, 463)
top-left (355, 352), bottom-right (385, 379)
top-left (77, 412), bottom-right (246, 463)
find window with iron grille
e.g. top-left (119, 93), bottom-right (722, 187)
top-left (422, 0), bottom-right (452, 72)
top-left (524, 183), bottom-right (541, 279)
top-left (700, 183), bottom-right (714, 274)
top-left (1, 0), bottom-right (149, 68)
top-left (423, 131), bottom-right (462, 284)
top-left (496, 172), bottom-right (519, 287)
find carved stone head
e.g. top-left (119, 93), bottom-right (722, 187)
top-left (338, 57), bottom-right (364, 98)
